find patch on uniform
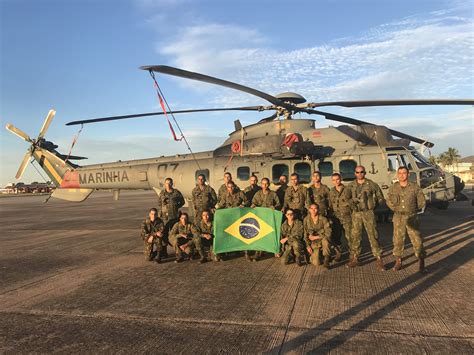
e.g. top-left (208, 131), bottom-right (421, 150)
top-left (225, 212), bottom-right (274, 245)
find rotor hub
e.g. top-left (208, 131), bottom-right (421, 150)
top-left (275, 92), bottom-right (307, 105)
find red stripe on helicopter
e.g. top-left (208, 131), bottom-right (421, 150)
top-left (60, 171), bottom-right (80, 188)
top-left (312, 131), bottom-right (322, 138)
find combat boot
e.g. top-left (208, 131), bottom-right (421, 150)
top-left (346, 255), bottom-right (358, 268)
top-left (375, 256), bottom-right (386, 271)
top-left (155, 256), bottom-right (161, 264)
top-left (418, 256), bottom-right (425, 273)
top-left (392, 257), bottom-right (402, 271)
top-left (244, 251), bottom-right (252, 262)
top-left (323, 256), bottom-right (330, 269)
top-left (253, 251), bottom-right (262, 262)
top-left (334, 248), bottom-right (342, 262)
top-left (199, 257), bottom-right (206, 264)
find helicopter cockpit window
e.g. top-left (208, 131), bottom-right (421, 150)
top-left (272, 164), bottom-right (289, 183)
top-left (237, 166), bottom-right (250, 181)
top-left (195, 169), bottom-right (210, 182)
top-left (398, 154), bottom-right (413, 170)
top-left (387, 154), bottom-right (399, 172)
top-left (318, 162), bottom-right (333, 177)
top-left (339, 160), bottom-right (357, 181)
top-left (411, 151), bottom-right (431, 168)
top-left (294, 163), bottom-right (311, 183)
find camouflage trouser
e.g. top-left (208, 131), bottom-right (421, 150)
top-left (192, 235), bottom-right (214, 258)
top-left (332, 215), bottom-right (353, 252)
top-left (351, 210), bottom-right (382, 257)
top-left (169, 235), bottom-right (195, 259)
top-left (143, 238), bottom-right (163, 260)
top-left (281, 240), bottom-right (305, 264)
top-left (309, 239), bottom-right (331, 265)
top-left (392, 213), bottom-right (425, 258)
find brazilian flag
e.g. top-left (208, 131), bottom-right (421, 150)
top-left (213, 207), bottom-right (283, 253)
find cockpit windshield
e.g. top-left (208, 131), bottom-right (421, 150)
top-left (411, 151), bottom-right (431, 168)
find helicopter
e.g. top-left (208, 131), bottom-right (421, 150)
top-left (5, 65), bottom-right (473, 214)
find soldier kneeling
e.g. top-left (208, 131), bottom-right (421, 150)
top-left (140, 208), bottom-right (165, 263)
top-left (169, 212), bottom-right (198, 263)
top-left (194, 210), bottom-right (220, 263)
top-left (304, 203), bottom-right (332, 269)
top-left (280, 209), bottom-right (305, 266)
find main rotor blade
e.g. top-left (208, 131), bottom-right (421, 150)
top-left (302, 108), bottom-right (434, 147)
top-left (38, 109), bottom-right (56, 139)
top-left (140, 65), bottom-right (296, 111)
top-left (16, 151), bottom-right (32, 179)
top-left (66, 106), bottom-right (270, 126)
top-left (5, 124), bottom-right (32, 142)
top-left (307, 99), bottom-right (474, 108)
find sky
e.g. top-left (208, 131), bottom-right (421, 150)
top-left (1, 0), bottom-right (473, 186)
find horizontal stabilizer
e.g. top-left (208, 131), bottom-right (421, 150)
top-left (51, 188), bottom-right (94, 202)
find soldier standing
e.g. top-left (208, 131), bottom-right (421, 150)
top-left (194, 210), bottom-right (220, 262)
top-left (328, 173), bottom-right (351, 262)
top-left (243, 175), bottom-right (261, 206)
top-left (191, 174), bottom-right (217, 222)
top-left (217, 181), bottom-right (248, 209)
top-left (387, 167), bottom-right (426, 272)
top-left (169, 212), bottom-right (198, 263)
top-left (218, 172), bottom-right (239, 200)
top-left (157, 177), bottom-right (185, 257)
top-left (276, 175), bottom-right (288, 210)
top-left (308, 171), bottom-right (331, 217)
top-left (304, 203), bottom-right (332, 268)
top-left (346, 165), bottom-right (386, 270)
top-left (140, 208), bottom-right (165, 263)
top-left (251, 177), bottom-right (281, 210)
top-left (283, 173), bottom-right (311, 220)
top-left (280, 209), bottom-right (305, 266)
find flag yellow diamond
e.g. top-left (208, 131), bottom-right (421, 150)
top-left (224, 211), bottom-right (274, 245)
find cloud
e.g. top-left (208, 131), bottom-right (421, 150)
top-left (155, 12), bottom-right (473, 105)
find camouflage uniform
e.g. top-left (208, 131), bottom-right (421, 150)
top-left (157, 188), bottom-right (185, 250)
top-left (387, 181), bottom-right (426, 258)
top-left (191, 184), bottom-right (217, 222)
top-left (218, 190), bottom-right (248, 209)
top-left (218, 183), bottom-right (240, 200)
top-left (309, 183), bottom-right (331, 217)
top-left (283, 185), bottom-right (311, 220)
top-left (243, 185), bottom-right (261, 207)
top-left (251, 189), bottom-right (281, 210)
top-left (329, 185), bottom-right (353, 253)
top-left (140, 217), bottom-right (165, 260)
top-left (195, 219), bottom-right (219, 261)
top-left (346, 179), bottom-right (384, 258)
top-left (276, 184), bottom-right (288, 210)
top-left (280, 219), bottom-right (305, 264)
top-left (169, 222), bottom-right (198, 260)
top-left (303, 215), bottom-right (332, 265)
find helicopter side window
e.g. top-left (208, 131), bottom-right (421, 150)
top-left (339, 160), bottom-right (357, 181)
top-left (272, 164), bottom-right (289, 183)
top-left (387, 154), bottom-right (399, 172)
top-left (318, 162), bottom-right (333, 177)
top-left (195, 169), bottom-right (210, 182)
top-left (237, 166), bottom-right (250, 181)
top-left (294, 163), bottom-right (311, 183)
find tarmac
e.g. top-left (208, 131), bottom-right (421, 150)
top-left (0, 189), bottom-right (472, 353)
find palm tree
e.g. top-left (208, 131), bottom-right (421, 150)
top-left (428, 155), bottom-right (438, 165)
top-left (446, 147), bottom-right (461, 165)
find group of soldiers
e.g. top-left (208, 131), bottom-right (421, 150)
top-left (141, 165), bottom-right (426, 272)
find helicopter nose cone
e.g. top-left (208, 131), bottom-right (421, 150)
top-left (275, 92), bottom-right (307, 104)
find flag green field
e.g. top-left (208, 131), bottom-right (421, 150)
top-left (213, 207), bottom-right (283, 254)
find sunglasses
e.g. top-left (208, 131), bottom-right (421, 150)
top-left (286, 212), bottom-right (294, 216)
top-left (355, 171), bottom-right (366, 174)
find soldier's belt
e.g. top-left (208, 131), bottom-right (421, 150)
top-left (394, 211), bottom-right (416, 216)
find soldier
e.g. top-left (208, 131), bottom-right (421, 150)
top-left (243, 175), bottom-right (261, 206)
top-left (304, 203), bottom-right (332, 268)
top-left (251, 177), bottom-right (281, 210)
top-left (308, 171), bottom-right (331, 217)
top-left (218, 172), bottom-right (239, 200)
top-left (169, 212), bottom-right (198, 263)
top-left (194, 210), bottom-right (221, 262)
top-left (217, 180), bottom-right (248, 209)
top-left (276, 175), bottom-right (288, 210)
top-left (328, 173), bottom-right (351, 262)
top-left (140, 208), bottom-right (165, 263)
top-left (191, 174), bottom-right (217, 222)
top-left (283, 173), bottom-right (311, 220)
top-left (280, 209), bottom-right (305, 266)
top-left (387, 166), bottom-right (426, 272)
top-left (346, 165), bottom-right (386, 270)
